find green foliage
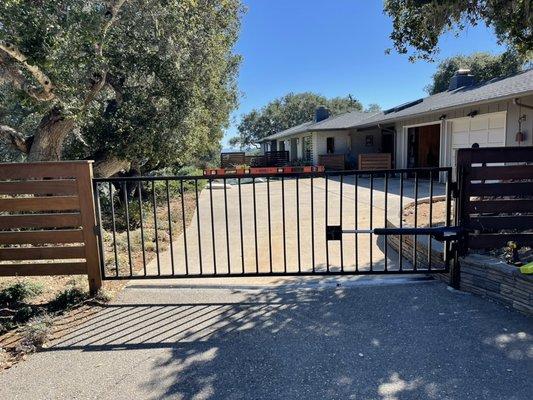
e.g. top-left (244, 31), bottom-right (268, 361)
top-left (48, 287), bottom-right (88, 312)
top-left (0, 0), bottom-right (243, 171)
top-left (0, 281), bottom-right (43, 308)
top-left (384, 0), bottom-right (533, 61)
top-left (231, 92), bottom-right (363, 148)
top-left (427, 51), bottom-right (527, 94)
top-left (365, 103), bottom-right (382, 113)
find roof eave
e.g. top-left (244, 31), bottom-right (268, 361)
top-left (353, 90), bottom-right (533, 129)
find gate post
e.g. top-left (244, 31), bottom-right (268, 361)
top-left (76, 162), bottom-right (102, 296)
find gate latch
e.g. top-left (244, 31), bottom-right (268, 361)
top-left (326, 225), bottom-right (343, 241)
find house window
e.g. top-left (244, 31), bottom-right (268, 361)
top-left (326, 137), bottom-right (335, 154)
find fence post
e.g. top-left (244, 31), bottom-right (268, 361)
top-left (76, 162), bottom-right (102, 295)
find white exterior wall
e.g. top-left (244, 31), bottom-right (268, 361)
top-left (393, 95), bottom-right (533, 168)
top-left (311, 130), bottom-right (351, 162)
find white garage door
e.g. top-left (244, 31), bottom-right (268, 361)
top-left (450, 112), bottom-right (506, 166)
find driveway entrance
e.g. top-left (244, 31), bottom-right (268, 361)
top-left (1, 279), bottom-right (531, 399)
top-left (94, 168), bottom-right (450, 280)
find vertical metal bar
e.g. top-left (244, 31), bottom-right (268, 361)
top-left (224, 178), bottom-right (231, 274)
top-left (209, 178), bottom-right (217, 274)
top-left (369, 174), bottom-right (374, 271)
top-left (354, 174), bottom-right (358, 272)
top-left (384, 171), bottom-right (388, 272)
top-left (123, 182), bottom-right (133, 276)
top-left (165, 181), bottom-right (175, 275)
top-left (253, 177), bottom-right (259, 274)
top-left (195, 179), bottom-right (203, 275)
top-left (339, 175), bottom-right (344, 271)
top-left (399, 172), bottom-right (404, 271)
top-left (93, 182), bottom-right (106, 280)
top-left (310, 175), bottom-right (315, 272)
top-left (294, 177), bottom-right (300, 272)
top-left (109, 182), bottom-right (119, 277)
top-left (267, 177), bottom-right (273, 273)
top-left (428, 170), bottom-right (434, 270)
top-left (282, 176), bottom-right (287, 273)
top-left (151, 181), bottom-right (161, 276)
top-left (238, 177), bottom-right (245, 274)
top-left (445, 169), bottom-right (452, 273)
top-left (137, 182), bottom-right (147, 276)
top-left (180, 180), bottom-right (189, 275)
top-left (413, 171), bottom-right (419, 271)
top-left (325, 175), bottom-right (329, 272)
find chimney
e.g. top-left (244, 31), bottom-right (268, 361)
top-left (448, 69), bottom-right (476, 90)
top-left (315, 106), bottom-right (330, 122)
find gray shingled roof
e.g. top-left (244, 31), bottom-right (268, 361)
top-left (355, 68), bottom-right (533, 128)
top-left (312, 110), bottom-right (372, 131)
top-left (261, 69), bottom-right (533, 141)
top-left (261, 121), bottom-right (315, 141)
top-left (261, 111), bottom-right (373, 142)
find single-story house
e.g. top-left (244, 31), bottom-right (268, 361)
top-left (260, 68), bottom-right (533, 171)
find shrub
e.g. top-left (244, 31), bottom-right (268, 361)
top-left (94, 289), bottom-right (113, 303)
top-left (47, 287), bottom-right (88, 312)
top-left (0, 282), bottom-right (44, 308)
top-left (17, 314), bottom-right (53, 352)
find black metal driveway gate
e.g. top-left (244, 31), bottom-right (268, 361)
top-left (93, 167), bottom-right (458, 282)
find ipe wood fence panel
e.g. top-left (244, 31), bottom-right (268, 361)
top-left (0, 161), bottom-right (101, 294)
top-left (318, 154), bottom-right (345, 170)
top-left (358, 153), bottom-right (392, 170)
top-left (457, 146), bottom-right (533, 252)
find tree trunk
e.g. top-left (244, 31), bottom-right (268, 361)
top-left (27, 107), bottom-right (75, 162)
top-left (93, 157), bottom-right (131, 178)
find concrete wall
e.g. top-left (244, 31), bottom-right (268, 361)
top-left (392, 95), bottom-right (533, 168)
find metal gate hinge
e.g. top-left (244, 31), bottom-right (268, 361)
top-left (93, 225), bottom-right (101, 236)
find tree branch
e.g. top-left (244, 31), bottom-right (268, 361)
top-left (0, 124), bottom-right (31, 153)
top-left (97, 0), bottom-right (128, 56)
top-left (0, 52), bottom-right (54, 101)
top-left (0, 42), bottom-right (55, 101)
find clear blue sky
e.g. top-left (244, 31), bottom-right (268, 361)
top-left (223, 0), bottom-right (505, 147)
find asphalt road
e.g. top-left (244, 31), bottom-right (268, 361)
top-left (1, 277), bottom-right (532, 400)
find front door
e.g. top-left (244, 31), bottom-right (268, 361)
top-left (408, 124), bottom-right (440, 169)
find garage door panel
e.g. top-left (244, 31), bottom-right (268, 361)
top-left (470, 132), bottom-right (489, 145)
top-left (449, 113), bottom-right (506, 169)
top-left (470, 117), bottom-right (489, 131)
top-left (488, 128), bottom-right (505, 144)
top-left (452, 120), bottom-right (469, 133)
top-left (489, 115), bottom-right (505, 129)
top-left (452, 131), bottom-right (469, 145)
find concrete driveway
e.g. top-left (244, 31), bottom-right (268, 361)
top-left (145, 176), bottom-right (446, 276)
top-left (1, 278), bottom-right (531, 399)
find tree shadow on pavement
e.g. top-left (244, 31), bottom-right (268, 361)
top-left (47, 280), bottom-right (533, 400)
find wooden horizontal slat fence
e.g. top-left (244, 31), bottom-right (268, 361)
top-left (318, 154), bottom-right (345, 170)
top-left (358, 153), bottom-right (391, 170)
top-left (0, 161), bottom-right (101, 294)
top-left (220, 152), bottom-right (246, 168)
top-left (457, 146), bottom-right (533, 251)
